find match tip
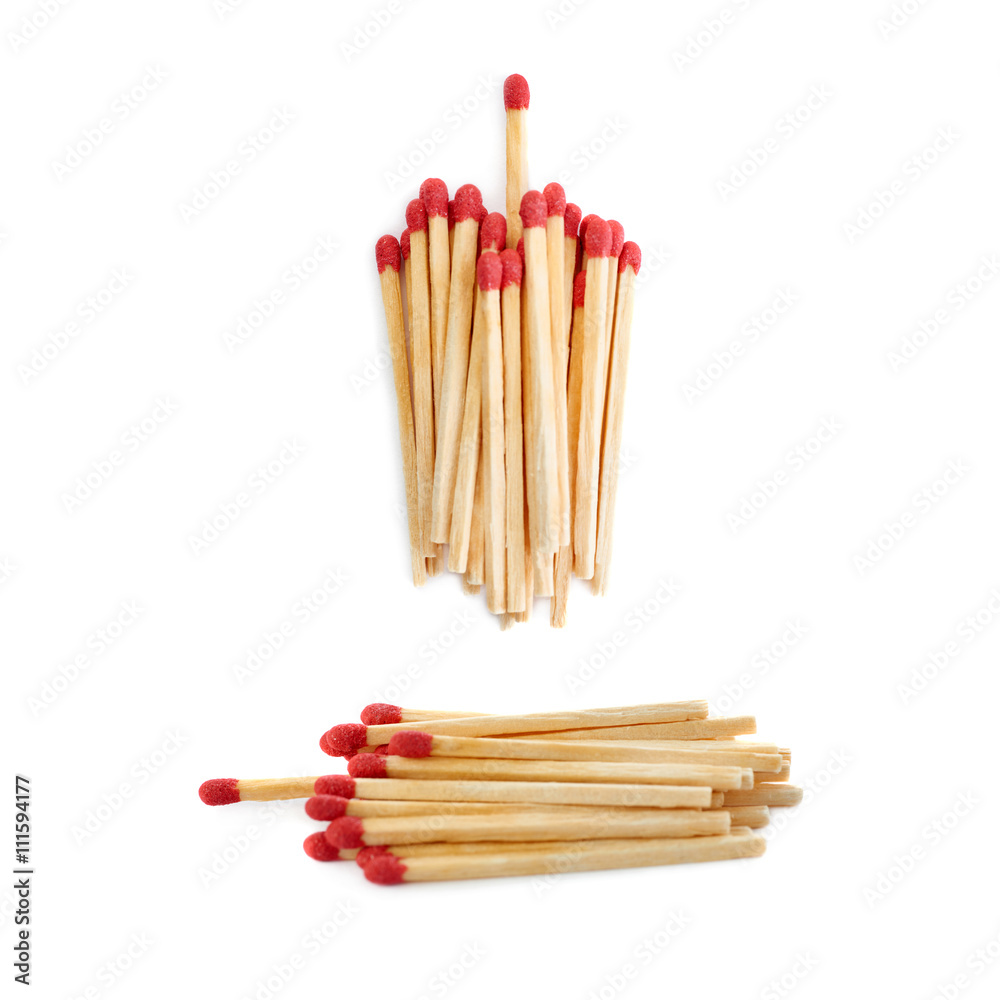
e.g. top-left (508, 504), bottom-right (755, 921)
top-left (480, 212), bottom-right (507, 252)
top-left (374, 744), bottom-right (390, 756)
top-left (584, 218), bottom-right (611, 258)
top-left (375, 235), bottom-right (401, 273)
top-left (516, 237), bottom-right (524, 263)
top-left (573, 270), bottom-right (587, 308)
top-left (364, 853), bottom-right (408, 885)
top-left (503, 74), bottom-right (530, 110)
top-left (405, 198), bottom-right (428, 233)
top-left (543, 182), bottom-right (566, 217)
top-left (198, 778), bottom-right (239, 806)
top-left (356, 845), bottom-right (390, 869)
top-left (608, 220), bottom-right (625, 258)
top-left (419, 178), bottom-right (448, 218)
top-left (400, 228), bottom-right (410, 261)
top-left (477, 251), bottom-right (502, 292)
top-left (499, 248), bottom-right (522, 288)
top-left (304, 794), bottom-right (348, 821)
top-left (619, 241), bottom-right (641, 274)
top-left (303, 831), bottom-right (343, 862)
top-left (348, 753), bottom-right (388, 779)
top-left (323, 723), bottom-right (368, 755)
top-left (387, 730), bottom-right (434, 758)
top-left (360, 703), bottom-right (403, 726)
top-left (325, 816), bottom-right (364, 850)
top-left (564, 203), bottom-right (582, 238)
top-left (313, 774), bottom-right (357, 798)
top-left (452, 184), bottom-right (483, 224)
top-left (518, 190), bottom-right (547, 230)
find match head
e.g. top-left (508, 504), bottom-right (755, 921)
top-left (503, 74), bottom-right (530, 110)
top-left (453, 184), bottom-right (484, 224)
top-left (480, 212), bottom-right (507, 252)
top-left (477, 251), bottom-right (502, 292)
top-left (375, 235), bottom-right (401, 273)
top-left (305, 795), bottom-right (349, 821)
top-left (543, 182), bottom-right (566, 217)
top-left (198, 778), bottom-right (240, 806)
top-left (364, 853), bottom-right (408, 885)
top-left (323, 723), bottom-right (368, 755)
top-left (360, 703), bottom-right (402, 726)
top-left (584, 218), bottom-right (612, 258)
top-left (313, 774), bottom-right (357, 798)
top-left (499, 248), bottom-right (522, 288)
top-left (356, 846), bottom-right (390, 869)
top-left (619, 241), bottom-right (642, 274)
top-left (405, 198), bottom-right (428, 233)
top-left (303, 831), bottom-right (344, 861)
top-left (516, 237), bottom-right (524, 263)
top-left (419, 178), bottom-right (448, 218)
top-left (348, 753), bottom-right (388, 778)
top-left (608, 220), bottom-right (625, 258)
top-left (447, 200), bottom-right (455, 229)
top-left (387, 730), bottom-right (434, 757)
top-left (374, 744), bottom-right (390, 755)
top-left (573, 270), bottom-right (587, 308)
top-left (565, 203), bottom-right (582, 238)
top-left (400, 228), bottom-right (411, 260)
top-left (325, 816), bottom-right (365, 850)
top-left (519, 190), bottom-right (547, 229)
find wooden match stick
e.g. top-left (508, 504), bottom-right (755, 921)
top-left (601, 221), bottom-right (625, 395)
top-left (504, 74), bottom-right (529, 248)
top-left (359, 704), bottom-right (487, 725)
top-left (562, 203), bottom-right (581, 344)
top-left (419, 179), bottom-right (450, 420)
top-left (401, 228), bottom-right (413, 338)
top-left (431, 184), bottom-right (484, 543)
top-left (720, 805), bottom-right (770, 828)
top-left (755, 762), bottom-right (791, 784)
top-left (505, 716), bottom-right (757, 743)
top-left (376, 235), bottom-right (426, 586)
top-left (305, 795), bottom-right (641, 820)
top-left (593, 241), bottom-right (640, 595)
top-left (722, 785), bottom-right (803, 807)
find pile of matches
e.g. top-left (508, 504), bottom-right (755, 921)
top-left (199, 700), bottom-right (801, 886)
top-left (375, 74), bottom-right (641, 628)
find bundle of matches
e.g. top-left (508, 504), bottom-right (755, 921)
top-left (376, 74), bottom-right (640, 628)
top-left (199, 699), bottom-right (800, 886)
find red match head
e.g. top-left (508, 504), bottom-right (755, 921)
top-left (480, 212), bottom-right (507, 252)
top-left (478, 203), bottom-right (489, 224)
top-left (348, 753), bottom-right (388, 778)
top-left (419, 178), bottom-right (448, 218)
top-left (356, 845), bottom-right (390, 869)
top-left (374, 744), bottom-right (390, 755)
top-left (579, 213), bottom-right (601, 243)
top-left (364, 853), bottom-right (408, 885)
top-left (325, 816), bottom-right (365, 850)
top-left (516, 237), bottom-right (524, 262)
top-left (573, 271), bottom-right (587, 309)
top-left (619, 241), bottom-right (641, 274)
top-left (543, 183), bottom-right (566, 217)
top-left (375, 235), bottom-right (401, 273)
top-left (453, 184), bottom-right (484, 224)
top-left (499, 248), bottom-right (522, 289)
top-left (608, 220), bottom-right (625, 258)
top-left (447, 200), bottom-right (455, 229)
top-left (584, 218), bottom-right (612, 258)
top-left (313, 774), bottom-right (357, 798)
top-left (519, 190), bottom-right (547, 230)
top-left (477, 251), bottom-right (502, 292)
top-left (405, 198), bottom-right (428, 233)
top-left (565, 203), bottom-right (582, 239)
top-left (323, 723), bottom-right (368, 755)
top-left (361, 703), bottom-right (402, 725)
top-left (199, 778), bottom-right (239, 805)
top-left (387, 731), bottom-right (434, 758)
top-left (400, 228), bottom-right (411, 261)
top-left (303, 831), bottom-right (344, 861)
top-left (304, 795), bottom-right (349, 821)
top-left (503, 74), bottom-right (530, 110)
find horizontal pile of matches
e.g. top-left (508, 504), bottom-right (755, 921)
top-left (199, 700), bottom-right (800, 886)
top-left (376, 74), bottom-right (641, 628)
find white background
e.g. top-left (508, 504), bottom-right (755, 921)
top-left (3, 0), bottom-right (1000, 997)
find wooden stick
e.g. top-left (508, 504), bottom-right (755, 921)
top-left (723, 784), bottom-right (803, 807)
top-left (420, 179), bottom-right (450, 421)
top-left (601, 221), bottom-right (624, 403)
top-left (401, 228), bottom-right (413, 342)
top-left (431, 185), bottom-right (483, 543)
top-left (466, 456), bottom-right (486, 585)
top-left (376, 235), bottom-right (426, 586)
top-left (504, 716), bottom-right (756, 742)
top-left (311, 797), bottom-right (673, 819)
top-left (720, 805), bottom-right (770, 828)
top-left (503, 74), bottom-right (529, 248)
top-left (756, 762), bottom-right (791, 784)
top-left (360, 704), bottom-right (488, 725)
top-left (562, 203), bottom-right (581, 345)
